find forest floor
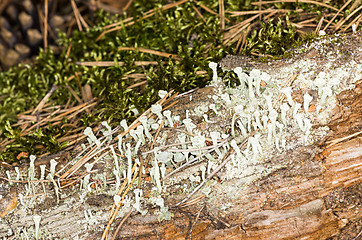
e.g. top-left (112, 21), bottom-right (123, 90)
top-left (0, 1), bottom-right (361, 239)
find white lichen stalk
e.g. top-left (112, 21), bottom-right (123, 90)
top-left (200, 60), bottom-right (323, 181)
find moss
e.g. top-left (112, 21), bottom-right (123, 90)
top-left (243, 16), bottom-right (295, 58)
top-left (0, 2), bottom-right (230, 162)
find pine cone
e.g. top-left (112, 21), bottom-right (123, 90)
top-left (0, 0), bottom-right (129, 70)
top-left (0, 0), bottom-right (71, 70)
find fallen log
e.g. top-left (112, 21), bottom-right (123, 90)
top-left (0, 31), bottom-right (361, 240)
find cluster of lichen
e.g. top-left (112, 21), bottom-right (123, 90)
top-left (0, 0), bottom-right (358, 162)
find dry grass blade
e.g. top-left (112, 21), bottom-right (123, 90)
top-left (103, 16), bottom-right (134, 30)
top-left (66, 85), bottom-right (83, 104)
top-left (341, 14), bottom-right (361, 32)
top-left (236, 25), bottom-right (250, 54)
top-left (334, 5), bottom-right (362, 31)
top-left (326, 130), bottom-right (362, 147)
top-left (262, 8), bottom-right (278, 20)
top-left (123, 0), bottom-right (134, 12)
top-left (298, 18), bottom-right (317, 25)
top-left (49, 98), bottom-right (97, 122)
top-left (111, 210), bottom-right (133, 240)
top-left (162, 99), bottom-right (179, 111)
top-left (66, 42), bottom-right (72, 58)
top-left (323, 0), bottom-right (353, 31)
top-left (126, 80), bottom-right (147, 89)
top-left (71, 0), bottom-right (83, 31)
top-left (177, 195), bottom-right (205, 208)
top-left (97, 0), bottom-right (189, 41)
top-left (71, 0), bottom-right (88, 31)
top-left (223, 14), bottom-right (261, 45)
top-left (219, 0), bottom-right (225, 30)
top-left (36, 5), bottom-right (58, 44)
top-left (117, 47), bottom-right (181, 60)
top-left (251, 0), bottom-right (339, 11)
top-left (75, 61), bottom-right (159, 67)
top-left (106, 178), bottom-right (129, 223)
top-left (64, 135), bottom-right (88, 149)
top-left (258, 0), bottom-right (262, 20)
top-left (196, 70), bottom-right (207, 76)
top-left (315, 16), bottom-right (324, 33)
top-left (198, 2), bottom-right (217, 15)
top-left (54, 101), bottom-right (97, 123)
top-left (137, 153), bottom-right (144, 189)
top-left (225, 22), bottom-right (252, 45)
top-left (349, 0), bottom-right (361, 12)
top-left (60, 137), bottom-right (108, 179)
top-left (161, 91), bottom-right (178, 107)
top-left (124, 74), bottom-right (147, 89)
top-left (21, 108), bottom-right (61, 135)
top-left (192, 3), bottom-right (206, 23)
top-left (44, 0), bottom-right (48, 50)
top-left (101, 163), bottom-right (139, 240)
top-left (289, 21), bottom-right (305, 30)
top-left (145, 119), bottom-right (165, 166)
top-left (16, 115), bottom-right (38, 122)
top-left (122, 73), bottom-right (146, 79)
top-left (18, 101), bottom-right (56, 115)
top-left (228, 8), bottom-right (295, 17)
top-left (58, 132), bottom-right (85, 144)
top-left (32, 85), bottom-right (57, 114)
top-left (59, 169), bottom-right (98, 189)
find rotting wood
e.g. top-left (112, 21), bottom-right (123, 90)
top-left (0, 32), bottom-right (361, 240)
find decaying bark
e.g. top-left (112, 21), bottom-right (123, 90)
top-left (0, 32), bottom-right (361, 239)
